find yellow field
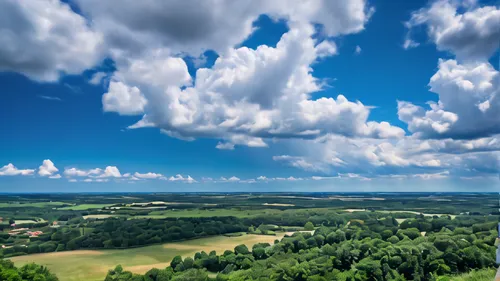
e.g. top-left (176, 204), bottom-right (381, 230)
top-left (10, 233), bottom-right (285, 281)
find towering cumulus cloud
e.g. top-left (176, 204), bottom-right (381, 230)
top-left (400, 0), bottom-right (500, 139)
top-left (84, 0), bottom-right (401, 148)
top-left (275, 0), bottom-right (500, 179)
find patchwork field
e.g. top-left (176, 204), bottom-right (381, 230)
top-left (57, 204), bottom-right (115, 210)
top-left (0, 202), bottom-right (68, 208)
top-left (132, 208), bottom-right (286, 219)
top-left (130, 207), bottom-right (338, 219)
top-left (64, 208), bottom-right (458, 221)
top-left (10, 233), bottom-right (286, 281)
top-left (1, 193), bottom-right (497, 281)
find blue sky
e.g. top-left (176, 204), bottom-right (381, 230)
top-left (0, 0), bottom-right (499, 192)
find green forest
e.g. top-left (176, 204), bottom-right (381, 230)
top-left (0, 193), bottom-right (498, 281)
top-left (104, 214), bottom-right (499, 281)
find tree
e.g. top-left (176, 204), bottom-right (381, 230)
top-left (55, 244), bottom-right (65, 252)
top-left (304, 222), bottom-right (315, 231)
top-left (145, 268), bottom-right (160, 280)
top-left (388, 236), bottom-right (400, 244)
top-left (171, 269), bottom-right (208, 281)
top-left (253, 247), bottom-right (266, 260)
top-left (81, 210), bottom-right (499, 281)
top-left (321, 244), bottom-right (335, 256)
top-left (234, 244), bottom-right (250, 255)
top-left (171, 256), bottom-right (183, 271)
top-left (356, 258), bottom-right (383, 281)
top-left (381, 230), bottom-right (394, 240)
top-left (434, 238), bottom-right (458, 252)
top-left (183, 257), bottom-right (194, 269)
top-left (241, 258), bottom-right (253, 269)
top-left (399, 228), bottom-right (421, 240)
top-left (114, 264), bottom-right (123, 274)
top-left (156, 268), bottom-right (174, 281)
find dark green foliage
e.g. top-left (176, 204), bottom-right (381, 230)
top-left (171, 256), bottom-right (183, 271)
top-left (388, 235), bottom-right (400, 244)
top-left (1, 193), bottom-right (498, 281)
top-left (2, 217), bottom-right (249, 257)
top-left (304, 221), bottom-right (315, 231)
top-left (0, 259), bottom-right (58, 281)
top-left (398, 228), bottom-right (422, 240)
top-left (234, 244), bottom-right (250, 255)
top-left (105, 214), bottom-right (498, 281)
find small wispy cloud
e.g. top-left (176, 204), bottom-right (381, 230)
top-left (403, 39), bottom-right (419, 50)
top-left (354, 45), bottom-right (362, 55)
top-left (38, 95), bottom-right (62, 101)
top-left (89, 72), bottom-right (108, 85)
top-left (64, 83), bottom-right (82, 94)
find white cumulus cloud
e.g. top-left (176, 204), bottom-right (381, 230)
top-left (0, 163), bottom-right (35, 176)
top-left (168, 174), bottom-right (196, 183)
top-left (134, 172), bottom-right (163, 179)
top-left (64, 167), bottom-right (102, 177)
top-left (119, 25), bottom-right (402, 148)
top-left (0, 0), bottom-right (103, 81)
top-left (38, 159), bottom-right (58, 177)
top-left (64, 166), bottom-right (121, 178)
top-left (405, 0), bottom-right (500, 61)
top-left (400, 1), bottom-right (500, 141)
top-left (98, 166), bottom-right (121, 178)
top-left (398, 59), bottom-right (499, 139)
top-left (103, 81), bottom-right (148, 116)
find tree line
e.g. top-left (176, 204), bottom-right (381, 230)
top-left (105, 215), bottom-right (498, 281)
top-left (1, 208), bottom-right (360, 257)
top-left (1, 217), bottom-right (249, 257)
top-left (2, 209), bottom-right (498, 258)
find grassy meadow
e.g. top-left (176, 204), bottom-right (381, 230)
top-left (130, 207), bottom-right (340, 219)
top-left (57, 204), bottom-right (116, 210)
top-left (437, 268), bottom-right (497, 281)
top-left (133, 208), bottom-right (287, 219)
top-left (87, 207), bottom-right (456, 221)
top-left (10, 233), bottom-right (285, 281)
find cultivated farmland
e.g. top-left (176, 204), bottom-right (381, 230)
top-left (10, 233), bottom-right (286, 281)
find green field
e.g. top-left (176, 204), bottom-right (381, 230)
top-left (135, 208), bottom-right (282, 219)
top-left (131, 208), bottom-right (456, 220)
top-left (10, 233), bottom-right (285, 281)
top-left (84, 208), bottom-right (286, 220)
top-left (437, 268), bottom-right (497, 281)
top-left (0, 202), bottom-right (68, 208)
top-left (134, 207), bottom-right (332, 219)
top-left (57, 204), bottom-right (115, 210)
